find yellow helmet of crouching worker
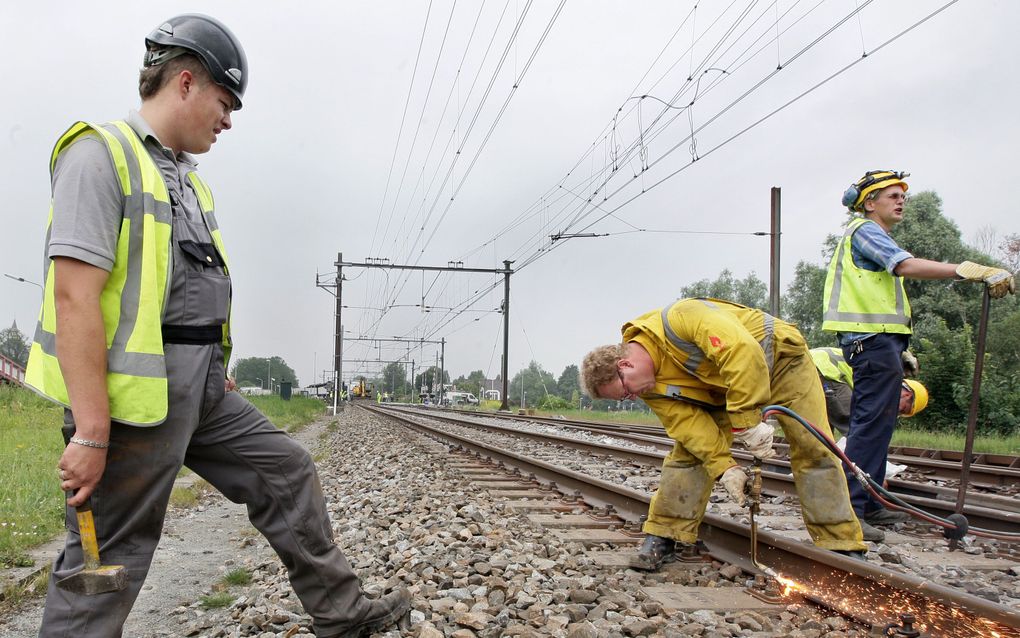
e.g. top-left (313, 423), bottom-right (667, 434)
top-left (901, 379), bottom-right (928, 417)
top-left (842, 170), bottom-right (909, 212)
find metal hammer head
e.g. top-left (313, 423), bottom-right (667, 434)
top-left (56, 564), bottom-right (128, 595)
top-left (56, 499), bottom-right (129, 595)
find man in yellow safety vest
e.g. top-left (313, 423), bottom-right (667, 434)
top-left (25, 14), bottom-right (410, 637)
top-left (822, 170), bottom-right (1013, 530)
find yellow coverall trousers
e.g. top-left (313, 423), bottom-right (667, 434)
top-left (642, 346), bottom-right (866, 552)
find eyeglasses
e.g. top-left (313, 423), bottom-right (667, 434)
top-left (617, 368), bottom-right (636, 401)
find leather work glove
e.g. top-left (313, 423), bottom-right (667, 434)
top-left (955, 261), bottom-right (1016, 299)
top-left (732, 421), bottom-right (776, 459)
top-left (901, 350), bottom-right (919, 378)
top-left (720, 466), bottom-right (749, 507)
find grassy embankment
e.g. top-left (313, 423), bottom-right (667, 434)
top-left (499, 406), bottom-right (1020, 454)
top-left (0, 386), bottom-right (326, 570)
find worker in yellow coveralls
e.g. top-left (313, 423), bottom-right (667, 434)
top-left (581, 298), bottom-right (866, 570)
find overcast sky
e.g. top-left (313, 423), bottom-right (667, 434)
top-left (2, 1), bottom-right (1017, 389)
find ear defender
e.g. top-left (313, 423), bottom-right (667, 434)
top-left (841, 184), bottom-right (860, 208)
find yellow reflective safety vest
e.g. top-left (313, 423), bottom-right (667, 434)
top-left (822, 217), bottom-right (911, 334)
top-left (623, 298), bottom-right (804, 429)
top-left (25, 121), bottom-right (232, 426)
top-left (810, 347), bottom-right (853, 388)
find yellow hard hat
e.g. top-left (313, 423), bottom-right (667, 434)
top-left (842, 170), bottom-right (909, 212)
top-left (901, 379), bottom-right (928, 417)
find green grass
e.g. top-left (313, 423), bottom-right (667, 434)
top-left (0, 385), bottom-right (66, 569)
top-left (891, 426), bottom-right (1020, 455)
top-left (221, 567), bottom-right (251, 586)
top-left (199, 591), bottom-right (235, 609)
top-left (248, 395), bottom-right (326, 432)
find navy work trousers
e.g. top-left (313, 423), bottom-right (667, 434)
top-left (841, 333), bottom-right (908, 515)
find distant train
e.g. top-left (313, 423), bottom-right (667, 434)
top-left (351, 379), bottom-right (374, 400)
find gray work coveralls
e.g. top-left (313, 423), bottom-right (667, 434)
top-left (40, 116), bottom-right (369, 637)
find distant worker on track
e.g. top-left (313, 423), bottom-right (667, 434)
top-left (25, 14), bottom-right (409, 637)
top-left (822, 169), bottom-right (1014, 530)
top-left (581, 298), bottom-right (867, 571)
top-left (810, 347), bottom-right (928, 437)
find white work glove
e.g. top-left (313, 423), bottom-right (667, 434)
top-left (732, 421), bottom-right (776, 459)
top-left (720, 466), bottom-right (749, 507)
top-left (900, 350), bottom-right (919, 378)
top-left (956, 261), bottom-right (1015, 299)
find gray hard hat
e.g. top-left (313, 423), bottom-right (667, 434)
top-left (144, 14), bottom-right (248, 109)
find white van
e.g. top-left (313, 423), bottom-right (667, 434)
top-left (444, 391), bottom-right (479, 406)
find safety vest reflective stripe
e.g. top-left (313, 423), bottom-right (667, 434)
top-left (659, 299), bottom-right (776, 378)
top-left (822, 218), bottom-right (911, 333)
top-left (660, 304), bottom-right (704, 376)
top-left (759, 312), bottom-right (775, 374)
top-left (811, 347), bottom-right (853, 387)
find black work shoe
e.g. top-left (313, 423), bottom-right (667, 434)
top-left (859, 520), bottom-right (885, 542)
top-left (833, 549), bottom-right (867, 561)
top-left (324, 589), bottom-right (412, 638)
top-left (863, 507), bottom-right (910, 526)
top-left (633, 534), bottom-right (676, 571)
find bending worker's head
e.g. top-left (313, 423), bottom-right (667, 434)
top-left (899, 379), bottom-right (928, 417)
top-left (581, 343), bottom-right (655, 401)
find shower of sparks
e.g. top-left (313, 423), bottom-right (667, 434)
top-left (758, 568), bottom-right (1018, 638)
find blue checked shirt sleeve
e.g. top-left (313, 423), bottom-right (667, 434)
top-left (850, 222), bottom-right (913, 274)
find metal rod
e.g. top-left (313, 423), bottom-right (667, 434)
top-left (339, 260), bottom-right (507, 274)
top-left (333, 253), bottom-right (343, 415)
top-left (500, 260), bottom-right (512, 411)
top-left (769, 187), bottom-right (781, 318)
top-left (954, 287), bottom-right (991, 515)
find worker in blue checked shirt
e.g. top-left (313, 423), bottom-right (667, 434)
top-left (821, 170), bottom-right (1013, 532)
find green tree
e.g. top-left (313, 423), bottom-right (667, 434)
top-left (556, 364), bottom-right (580, 401)
top-left (680, 269), bottom-right (768, 311)
top-left (414, 366), bottom-right (449, 394)
top-left (780, 260), bottom-right (833, 348)
top-left (379, 362), bottom-right (408, 396)
top-left (0, 322), bottom-right (30, 367)
top-left (230, 356), bottom-right (299, 389)
top-left (509, 361), bottom-right (557, 408)
top-left (452, 369), bottom-right (486, 397)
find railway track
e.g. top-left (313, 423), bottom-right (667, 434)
top-left (366, 403), bottom-right (1020, 637)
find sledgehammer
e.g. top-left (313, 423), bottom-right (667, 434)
top-left (56, 499), bottom-right (127, 595)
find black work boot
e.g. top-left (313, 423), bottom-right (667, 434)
top-left (863, 507), bottom-right (910, 527)
top-left (633, 534), bottom-right (676, 571)
top-left (323, 588), bottom-right (412, 638)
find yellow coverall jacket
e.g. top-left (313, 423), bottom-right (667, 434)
top-left (626, 298), bottom-right (865, 551)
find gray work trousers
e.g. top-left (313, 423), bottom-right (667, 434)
top-left (39, 343), bottom-right (369, 637)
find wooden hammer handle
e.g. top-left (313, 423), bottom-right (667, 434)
top-left (75, 502), bottom-right (102, 571)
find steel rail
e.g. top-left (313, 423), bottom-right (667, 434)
top-left (364, 404), bottom-right (1020, 636)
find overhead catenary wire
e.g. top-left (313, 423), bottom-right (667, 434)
top-left (340, 2), bottom-right (965, 383)
top-left (363, 0), bottom-right (538, 328)
top-left (359, 0), bottom-right (861, 348)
